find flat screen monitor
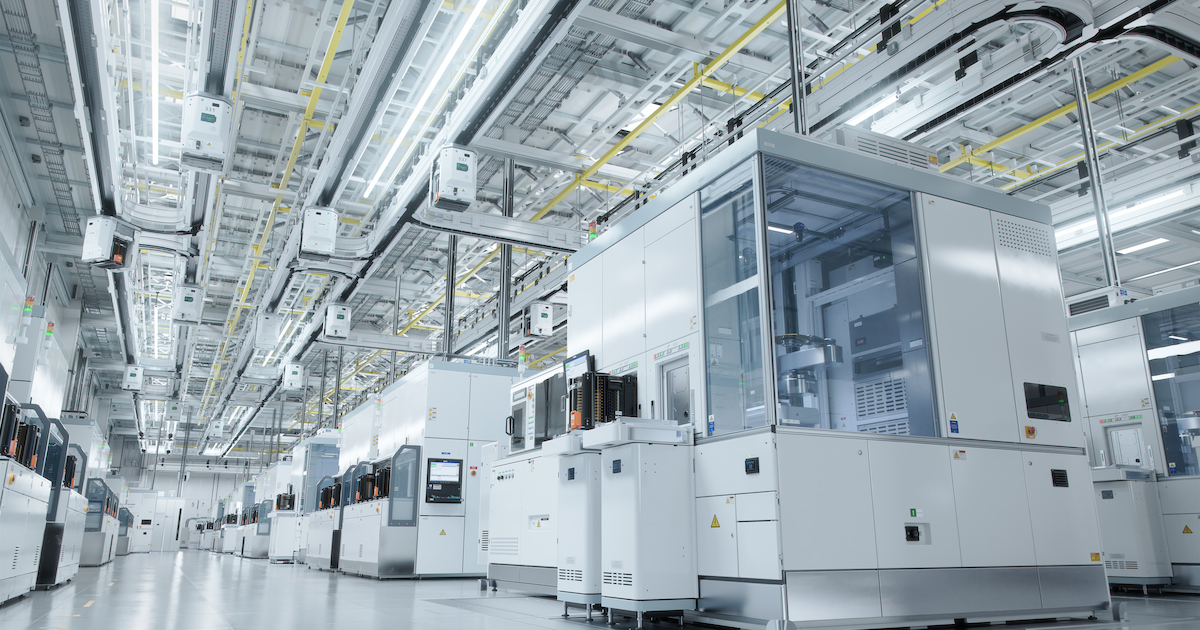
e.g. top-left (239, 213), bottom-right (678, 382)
top-left (564, 350), bottom-right (594, 381)
top-left (428, 460), bottom-right (461, 483)
top-left (425, 458), bottom-right (464, 503)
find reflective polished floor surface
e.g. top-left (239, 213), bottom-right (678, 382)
top-left (4, 551), bottom-right (1200, 630)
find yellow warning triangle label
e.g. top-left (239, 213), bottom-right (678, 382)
top-left (439, 529), bottom-right (447, 536)
top-left (1185, 526), bottom-right (1193, 534)
top-left (711, 516), bottom-right (720, 528)
top-left (951, 413), bottom-right (956, 419)
top-left (953, 452), bottom-right (960, 459)
top-left (536, 521), bottom-right (541, 528)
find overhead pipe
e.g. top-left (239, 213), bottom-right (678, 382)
top-left (497, 159), bottom-right (514, 360)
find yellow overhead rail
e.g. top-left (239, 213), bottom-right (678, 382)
top-left (530, 0), bottom-right (787, 222)
top-left (397, 248), bottom-right (500, 336)
top-left (940, 55), bottom-right (1181, 174)
top-left (232, 0), bottom-right (356, 327)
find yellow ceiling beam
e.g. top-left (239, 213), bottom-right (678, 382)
top-left (531, 0), bottom-right (786, 222)
top-left (941, 55), bottom-right (1181, 173)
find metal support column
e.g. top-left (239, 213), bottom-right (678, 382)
top-left (786, 0), bottom-right (809, 135)
top-left (392, 274), bottom-right (401, 383)
top-left (333, 346), bottom-right (344, 429)
top-left (1071, 56), bottom-right (1120, 287)
top-left (177, 413), bottom-right (191, 496)
top-left (444, 235), bottom-right (458, 355)
top-left (498, 159), bottom-right (514, 359)
top-left (319, 351), bottom-right (328, 430)
top-left (151, 421), bottom-right (164, 488)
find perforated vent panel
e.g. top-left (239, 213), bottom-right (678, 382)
top-left (559, 568), bottom-right (583, 582)
top-left (490, 536), bottom-right (518, 556)
top-left (858, 419), bottom-right (911, 435)
top-left (479, 530), bottom-right (488, 552)
top-left (603, 571), bottom-right (633, 586)
top-left (1105, 560), bottom-right (1139, 570)
top-left (997, 220), bottom-right (1053, 257)
top-left (855, 136), bottom-right (936, 169)
top-left (855, 377), bottom-right (907, 419)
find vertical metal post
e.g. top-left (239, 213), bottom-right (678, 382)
top-left (178, 413), bottom-right (191, 496)
top-left (151, 421), bottom-right (163, 488)
top-left (392, 273), bottom-right (402, 383)
top-left (498, 159), bottom-right (514, 359)
top-left (785, 0), bottom-right (809, 135)
top-left (444, 235), bottom-right (458, 355)
top-left (319, 350), bottom-right (328, 430)
top-left (1071, 56), bottom-right (1120, 287)
top-left (334, 346), bottom-right (344, 429)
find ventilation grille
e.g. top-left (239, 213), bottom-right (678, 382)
top-left (997, 220), bottom-right (1053, 257)
top-left (479, 530), bottom-right (489, 552)
top-left (1051, 469), bottom-right (1069, 488)
top-left (358, 543), bottom-right (363, 558)
top-left (1106, 560), bottom-right (1139, 570)
top-left (858, 419), bottom-right (911, 435)
top-left (855, 136), bottom-right (935, 169)
top-left (1069, 295), bottom-right (1109, 316)
top-left (855, 377), bottom-right (907, 419)
top-left (603, 571), bottom-right (633, 586)
top-left (559, 568), bottom-right (583, 582)
top-left (11, 547), bottom-right (17, 569)
top-left (490, 536), bottom-right (518, 556)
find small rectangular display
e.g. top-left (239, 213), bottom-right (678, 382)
top-left (1024, 382), bottom-right (1071, 422)
top-left (429, 460), bottom-right (461, 483)
top-left (564, 351), bottom-right (593, 380)
top-left (456, 163), bottom-right (469, 172)
top-left (200, 113), bottom-right (216, 123)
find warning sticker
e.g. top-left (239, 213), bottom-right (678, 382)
top-left (1184, 526), bottom-right (1193, 534)
top-left (1090, 553), bottom-right (1101, 562)
top-left (711, 516), bottom-right (720, 528)
top-left (439, 529), bottom-right (447, 536)
top-left (952, 450), bottom-right (966, 460)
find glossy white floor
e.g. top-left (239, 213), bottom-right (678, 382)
top-left (4, 551), bottom-right (1200, 630)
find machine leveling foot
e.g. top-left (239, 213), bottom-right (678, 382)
top-left (637, 611), bottom-right (644, 629)
top-left (564, 602), bottom-right (570, 618)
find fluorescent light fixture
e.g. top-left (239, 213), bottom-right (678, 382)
top-left (1055, 190), bottom-right (1189, 250)
top-left (364, 0), bottom-right (490, 196)
top-left (1152, 372), bottom-right (1176, 381)
top-left (1147, 339), bottom-right (1200, 361)
top-left (1118, 238), bottom-right (1169, 255)
top-left (151, 0), bottom-right (160, 165)
top-left (847, 93), bottom-right (898, 126)
top-left (767, 225), bottom-right (793, 234)
top-left (1128, 259), bottom-right (1200, 282)
top-left (1118, 190), bottom-right (1186, 217)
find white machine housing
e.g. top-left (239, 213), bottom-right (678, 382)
top-left (123, 488), bottom-right (157, 553)
top-left (527, 303), bottom-right (554, 337)
top-left (561, 129), bottom-right (1108, 626)
top-left (121, 366), bottom-right (143, 391)
top-left (180, 93), bottom-right (232, 172)
top-left (301, 208), bottom-right (338, 257)
top-left (325, 304), bottom-right (351, 338)
top-left (430, 145), bottom-right (476, 211)
top-left (174, 285), bottom-right (204, 323)
top-left (1091, 467), bottom-right (1172, 584)
top-left (556, 450), bottom-right (602, 604)
top-left (336, 359), bottom-right (513, 579)
top-left (486, 450), bottom-right (560, 593)
top-left (1069, 286), bottom-right (1200, 588)
top-left (283, 363), bottom-right (305, 390)
top-left (81, 216), bottom-right (119, 265)
top-left (255, 313), bottom-right (284, 350)
top-left (0, 458), bottom-right (51, 604)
